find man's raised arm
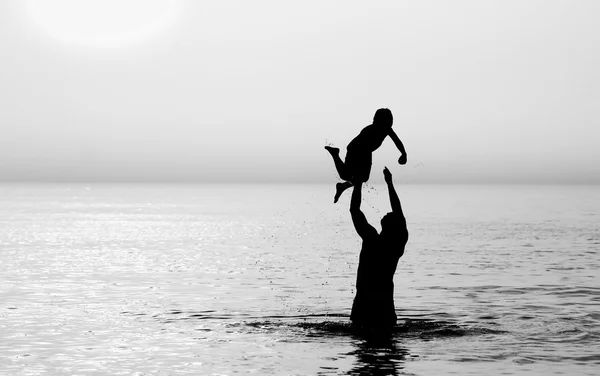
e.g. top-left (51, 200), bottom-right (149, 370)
top-left (350, 183), bottom-right (377, 239)
top-left (383, 167), bottom-right (406, 223)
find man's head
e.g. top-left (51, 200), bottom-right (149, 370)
top-left (380, 212), bottom-right (401, 233)
top-left (373, 108), bottom-right (393, 127)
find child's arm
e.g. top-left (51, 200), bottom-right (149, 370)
top-left (388, 129), bottom-right (407, 165)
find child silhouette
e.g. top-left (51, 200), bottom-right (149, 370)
top-left (325, 108), bottom-right (407, 203)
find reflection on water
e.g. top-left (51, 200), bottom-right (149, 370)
top-left (347, 338), bottom-right (410, 376)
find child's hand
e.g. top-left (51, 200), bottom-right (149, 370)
top-left (398, 154), bottom-right (407, 165)
top-left (383, 167), bottom-right (393, 184)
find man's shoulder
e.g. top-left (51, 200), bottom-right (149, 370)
top-left (361, 229), bottom-right (379, 242)
top-left (400, 227), bottom-right (409, 242)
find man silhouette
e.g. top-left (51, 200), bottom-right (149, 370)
top-left (349, 167), bottom-right (408, 333)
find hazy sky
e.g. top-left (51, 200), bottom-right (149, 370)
top-left (1, 0), bottom-right (599, 183)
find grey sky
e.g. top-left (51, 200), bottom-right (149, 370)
top-left (1, 0), bottom-right (599, 183)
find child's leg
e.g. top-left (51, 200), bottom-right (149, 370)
top-left (353, 153), bottom-right (372, 183)
top-left (325, 146), bottom-right (352, 181)
top-left (334, 181), bottom-right (353, 203)
top-left (333, 161), bottom-right (370, 203)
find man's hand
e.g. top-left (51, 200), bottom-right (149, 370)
top-left (383, 166), bottom-right (393, 185)
top-left (398, 154), bottom-right (407, 165)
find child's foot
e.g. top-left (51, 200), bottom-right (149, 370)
top-left (324, 146), bottom-right (340, 156)
top-left (334, 182), bottom-right (352, 203)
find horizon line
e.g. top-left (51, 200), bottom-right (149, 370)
top-left (0, 179), bottom-right (599, 185)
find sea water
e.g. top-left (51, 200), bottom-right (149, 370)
top-left (0, 183), bottom-right (598, 375)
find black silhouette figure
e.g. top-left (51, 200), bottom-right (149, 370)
top-left (349, 167), bottom-right (408, 334)
top-left (325, 108), bottom-right (407, 203)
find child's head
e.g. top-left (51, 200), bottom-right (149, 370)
top-left (373, 108), bottom-right (393, 127)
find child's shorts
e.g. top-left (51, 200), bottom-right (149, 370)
top-left (345, 149), bottom-right (372, 183)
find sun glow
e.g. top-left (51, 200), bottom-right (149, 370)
top-left (23, 0), bottom-right (184, 48)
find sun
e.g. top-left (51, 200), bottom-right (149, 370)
top-left (23, 0), bottom-right (184, 48)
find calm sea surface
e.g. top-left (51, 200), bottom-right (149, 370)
top-left (0, 183), bottom-right (598, 375)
